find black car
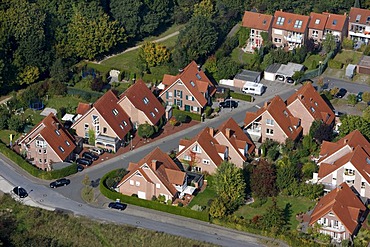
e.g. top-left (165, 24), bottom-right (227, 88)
top-left (335, 88), bottom-right (347, 98)
top-left (219, 99), bottom-right (238, 109)
top-left (286, 77), bottom-right (294, 84)
top-left (108, 202), bottom-right (127, 211)
top-left (356, 92), bottom-right (363, 102)
top-left (13, 186), bottom-right (28, 198)
top-left (77, 164), bottom-right (84, 172)
top-left (76, 158), bottom-right (92, 166)
top-left (82, 152), bottom-right (99, 161)
top-left (50, 178), bottom-right (70, 188)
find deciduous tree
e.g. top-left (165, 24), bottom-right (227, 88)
top-left (250, 159), bottom-right (277, 199)
top-left (139, 42), bottom-right (170, 67)
top-left (138, 123), bottom-right (155, 139)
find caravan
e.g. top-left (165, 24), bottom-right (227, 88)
top-left (242, 82), bottom-right (265, 96)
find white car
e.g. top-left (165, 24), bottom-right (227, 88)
top-left (89, 147), bottom-right (104, 155)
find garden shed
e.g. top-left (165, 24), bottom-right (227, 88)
top-left (357, 55), bottom-right (370, 75)
top-left (345, 64), bottom-right (356, 79)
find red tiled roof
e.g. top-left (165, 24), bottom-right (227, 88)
top-left (93, 90), bottom-right (132, 139)
top-left (242, 11), bottom-right (273, 31)
top-left (272, 11), bottom-right (310, 33)
top-left (119, 79), bottom-right (165, 125)
top-left (76, 103), bottom-right (91, 115)
top-left (22, 113), bottom-right (76, 161)
top-left (216, 117), bottom-right (255, 156)
top-left (159, 61), bottom-right (216, 107)
top-left (349, 7), bottom-right (370, 25)
top-left (309, 182), bottom-right (366, 235)
top-left (118, 147), bottom-right (185, 196)
top-left (244, 96), bottom-right (302, 141)
top-left (286, 83), bottom-right (335, 126)
top-left (324, 12), bottom-right (348, 32)
top-left (308, 12), bottom-right (328, 30)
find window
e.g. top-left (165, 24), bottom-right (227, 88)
top-left (266, 119), bottom-right (274, 126)
top-left (288, 126), bottom-right (293, 132)
top-left (176, 90), bottom-right (182, 98)
top-left (175, 99), bottom-right (182, 107)
top-left (156, 183), bottom-right (161, 189)
top-left (294, 20), bottom-right (303, 29)
top-left (192, 144), bottom-right (201, 153)
top-left (191, 106), bottom-right (198, 112)
top-left (154, 107), bottom-right (159, 113)
top-left (59, 146), bottom-right (65, 152)
top-left (135, 181), bottom-right (140, 186)
top-left (129, 180), bottom-right (134, 185)
top-left (44, 149), bottom-right (47, 154)
top-left (84, 123), bottom-right (89, 130)
top-left (202, 159), bottom-right (210, 165)
top-left (345, 168), bottom-right (355, 175)
top-left (312, 30), bottom-right (319, 37)
top-left (315, 19), bottom-right (320, 25)
top-left (266, 128), bottom-right (274, 135)
top-left (143, 97), bottom-right (149, 105)
top-left (356, 14), bottom-right (361, 22)
top-left (190, 81), bottom-right (195, 87)
top-left (361, 182), bottom-right (365, 189)
top-left (92, 115), bottom-right (99, 125)
top-left (119, 124), bottom-right (124, 130)
top-left (194, 167), bottom-right (202, 172)
top-left (310, 107), bottom-right (315, 113)
top-left (283, 110), bottom-right (288, 117)
top-left (39, 159), bottom-right (42, 163)
top-left (274, 38), bottom-right (282, 43)
top-left (314, 101), bottom-right (318, 106)
top-left (36, 140), bottom-right (46, 148)
top-left (44, 159), bottom-right (47, 163)
top-left (183, 155), bottom-right (191, 161)
top-left (112, 109), bottom-right (119, 116)
top-left (55, 129), bottom-right (61, 136)
top-left (332, 20), bottom-right (337, 25)
top-left (276, 16), bottom-right (285, 25)
top-left (65, 140), bottom-right (70, 146)
top-left (103, 127), bottom-right (107, 134)
top-left (150, 112), bottom-right (155, 117)
top-left (38, 149), bottom-right (42, 154)
top-left (123, 121), bottom-right (127, 126)
top-left (196, 73), bottom-right (201, 80)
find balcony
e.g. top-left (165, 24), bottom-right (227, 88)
top-left (245, 126), bottom-right (262, 143)
top-left (321, 225), bottom-right (345, 232)
top-left (286, 35), bottom-right (303, 43)
top-left (321, 182), bottom-right (337, 192)
top-left (343, 173), bottom-right (355, 181)
top-left (349, 30), bottom-right (370, 38)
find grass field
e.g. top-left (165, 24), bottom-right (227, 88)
top-left (231, 48), bottom-right (254, 65)
top-left (333, 50), bottom-right (363, 65)
top-left (235, 196), bottom-right (315, 230)
top-left (188, 176), bottom-right (217, 208)
top-left (303, 54), bottom-right (323, 70)
top-left (45, 95), bottom-right (87, 112)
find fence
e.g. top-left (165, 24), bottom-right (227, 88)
top-left (299, 51), bottom-right (335, 82)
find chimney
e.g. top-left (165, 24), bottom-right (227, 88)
top-left (264, 101), bottom-right (269, 108)
top-left (56, 123), bottom-right (60, 130)
top-left (151, 160), bottom-right (158, 170)
top-left (178, 69), bottom-right (184, 73)
top-left (197, 64), bottom-right (201, 71)
top-left (209, 127), bottom-right (214, 137)
top-left (344, 139), bottom-right (348, 143)
top-left (225, 128), bottom-right (231, 138)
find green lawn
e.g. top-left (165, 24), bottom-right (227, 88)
top-left (45, 95), bottom-right (87, 113)
top-left (0, 130), bottom-right (22, 145)
top-left (235, 195), bottom-right (315, 230)
top-left (303, 54), bottom-right (323, 70)
top-left (333, 50), bottom-right (363, 65)
top-left (231, 48), bottom-right (254, 65)
top-left (188, 176), bottom-right (217, 208)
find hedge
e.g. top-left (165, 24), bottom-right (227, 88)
top-left (0, 142), bottom-right (78, 180)
top-left (230, 92), bottom-right (254, 102)
top-left (100, 170), bottom-right (209, 222)
top-left (172, 108), bottom-right (201, 121)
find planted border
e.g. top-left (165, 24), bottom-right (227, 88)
top-left (100, 170), bottom-right (209, 222)
top-left (230, 92), bottom-right (254, 102)
top-left (172, 108), bottom-right (201, 121)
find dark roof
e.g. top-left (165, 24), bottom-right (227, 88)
top-left (265, 63), bottom-right (281, 73)
top-left (234, 70), bottom-right (261, 82)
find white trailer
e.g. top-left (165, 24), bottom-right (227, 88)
top-left (242, 82), bottom-right (265, 96)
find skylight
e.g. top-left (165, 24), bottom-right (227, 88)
top-left (196, 73), bottom-right (201, 80)
top-left (367, 16), bottom-right (370, 22)
top-left (276, 17), bottom-right (285, 25)
top-left (143, 97), bottom-right (149, 105)
top-left (55, 129), bottom-right (60, 136)
top-left (59, 146), bottom-right (65, 152)
top-left (112, 109), bottom-right (118, 116)
top-left (190, 81), bottom-right (195, 87)
top-left (356, 14), bottom-right (361, 22)
top-left (332, 20), bottom-right (337, 25)
top-left (315, 19), bottom-right (320, 25)
top-left (294, 20), bottom-right (303, 29)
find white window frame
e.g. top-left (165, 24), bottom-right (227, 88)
top-left (183, 155), bottom-right (191, 161)
top-left (266, 128), bottom-right (274, 135)
top-left (129, 180), bottom-right (134, 185)
top-left (266, 119), bottom-right (274, 126)
top-left (192, 144), bottom-right (201, 153)
top-left (156, 183), bottom-right (161, 189)
top-left (202, 159), bottom-right (210, 165)
top-left (135, 181), bottom-right (140, 186)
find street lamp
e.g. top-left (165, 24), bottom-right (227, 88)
top-left (230, 97), bottom-right (233, 111)
top-left (130, 135), bottom-right (133, 150)
top-left (318, 61), bottom-right (322, 76)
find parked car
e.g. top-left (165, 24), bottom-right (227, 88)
top-left (89, 147), bottom-right (104, 155)
top-left (356, 92), bottom-right (363, 102)
top-left (76, 158), bottom-right (92, 166)
top-left (276, 75), bottom-right (284, 81)
top-left (50, 178), bottom-right (70, 188)
top-left (335, 88), bottom-right (347, 98)
top-left (334, 110), bottom-right (346, 117)
top-left (82, 152), bottom-right (99, 161)
top-left (286, 77), bottom-right (294, 84)
top-left (219, 99), bottom-right (238, 109)
top-left (77, 164), bottom-right (84, 172)
top-left (13, 186), bottom-right (28, 198)
top-left (108, 201), bottom-right (127, 211)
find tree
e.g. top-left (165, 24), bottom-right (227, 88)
top-left (250, 159), bottom-right (277, 199)
top-left (238, 27), bottom-right (250, 47)
top-left (276, 156), bottom-right (297, 192)
top-left (342, 38), bottom-right (354, 50)
top-left (310, 120), bottom-right (333, 144)
top-left (214, 57), bottom-right (240, 81)
top-left (302, 161), bottom-right (318, 180)
top-left (193, 0), bottom-right (215, 19)
top-left (8, 115), bottom-right (23, 132)
top-left (213, 161), bottom-right (246, 213)
top-left (362, 91), bottom-right (370, 102)
top-left (139, 0), bottom-right (173, 36)
top-left (0, 106), bottom-right (10, 130)
top-left (110, 0), bottom-right (143, 36)
top-left (50, 58), bottom-right (69, 83)
top-left (322, 33), bottom-right (336, 53)
top-left (339, 115), bottom-right (370, 140)
top-left (292, 71), bottom-right (305, 83)
top-left (363, 106), bottom-right (370, 122)
top-left (347, 94), bottom-right (357, 106)
top-left (261, 198), bottom-right (286, 233)
top-left (138, 42), bottom-right (170, 67)
top-left (137, 123), bottom-right (155, 140)
top-left (17, 66), bottom-right (40, 85)
top-left (209, 196), bottom-right (228, 218)
top-left (353, 228), bottom-right (370, 247)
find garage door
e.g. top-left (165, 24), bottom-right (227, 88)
top-left (138, 191), bottom-right (146, 199)
top-left (219, 79), bottom-right (234, 86)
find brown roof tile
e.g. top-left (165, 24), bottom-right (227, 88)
top-left (272, 11), bottom-right (310, 33)
top-left (324, 12), bottom-right (348, 32)
top-left (242, 11), bottom-right (273, 31)
top-left (119, 79), bottom-right (165, 125)
top-left (76, 103), bottom-right (91, 115)
top-left (349, 7), bottom-right (370, 25)
top-left (309, 182), bottom-right (366, 235)
top-left (308, 12), bottom-right (328, 30)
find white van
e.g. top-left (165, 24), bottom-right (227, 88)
top-left (242, 82), bottom-right (265, 96)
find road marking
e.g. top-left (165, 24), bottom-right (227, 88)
top-left (254, 105), bottom-right (261, 109)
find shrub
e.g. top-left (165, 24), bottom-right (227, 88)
top-left (172, 108), bottom-right (201, 121)
top-left (191, 204), bottom-right (204, 212)
top-left (151, 195), bottom-right (157, 201)
top-left (230, 92), bottom-right (253, 102)
top-left (204, 106), bottom-right (212, 117)
top-left (328, 60), bottom-right (343, 69)
top-left (178, 202), bottom-right (183, 207)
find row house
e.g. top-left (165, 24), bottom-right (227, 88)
top-left (116, 147), bottom-right (188, 201)
top-left (241, 11), bottom-right (273, 52)
top-left (158, 61), bottom-right (216, 113)
top-left (271, 11), bottom-right (310, 50)
top-left (19, 113), bottom-right (78, 171)
top-left (312, 130), bottom-right (370, 198)
top-left (348, 7), bottom-right (370, 45)
top-left (177, 118), bottom-right (255, 174)
top-left (308, 182), bottom-right (367, 242)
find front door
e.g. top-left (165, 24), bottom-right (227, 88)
top-left (184, 105), bottom-right (190, 112)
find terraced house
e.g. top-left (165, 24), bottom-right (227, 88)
top-left (348, 7), bottom-right (370, 45)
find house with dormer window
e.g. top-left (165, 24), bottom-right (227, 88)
top-left (116, 147), bottom-right (190, 201)
top-left (348, 7), bottom-right (370, 45)
top-left (157, 61), bottom-right (216, 113)
top-left (244, 95), bottom-right (302, 146)
top-left (308, 182), bottom-right (367, 242)
top-left (118, 79), bottom-right (165, 129)
top-left (19, 113), bottom-right (77, 171)
top-left (71, 90), bottom-right (132, 152)
top-left (241, 11), bottom-right (273, 52)
top-left (272, 10), bottom-right (310, 50)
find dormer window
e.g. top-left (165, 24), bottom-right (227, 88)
top-left (112, 109), bottom-right (119, 116)
top-left (154, 107), bottom-right (159, 113)
top-left (65, 140), bottom-right (70, 146)
top-left (150, 112), bottom-right (155, 117)
top-left (143, 97), bottom-right (149, 105)
top-left (55, 129), bottom-right (61, 136)
top-left (310, 107), bottom-right (315, 113)
top-left (59, 146), bottom-right (65, 153)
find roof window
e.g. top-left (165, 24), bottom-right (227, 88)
top-left (65, 140), bottom-right (70, 146)
top-left (196, 73), bottom-right (201, 80)
top-left (123, 121), bottom-right (127, 126)
top-left (190, 81), bottom-right (195, 87)
top-left (59, 146), bottom-right (65, 153)
top-left (315, 19), bottom-right (320, 25)
top-left (154, 107), bottom-right (159, 113)
top-left (294, 20), bottom-right (303, 29)
top-left (356, 14), bottom-right (361, 22)
top-left (150, 112), bottom-right (155, 117)
top-left (276, 17), bottom-right (285, 25)
top-left (332, 20), bottom-right (337, 25)
top-left (112, 109), bottom-right (119, 116)
top-left (310, 107), bottom-right (315, 113)
top-left (143, 97), bottom-right (149, 105)
top-left (55, 129), bottom-right (61, 136)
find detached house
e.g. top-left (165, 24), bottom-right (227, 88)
top-left (286, 83), bottom-right (335, 135)
top-left (19, 113), bottom-right (77, 171)
top-left (116, 147), bottom-right (188, 201)
top-left (313, 130), bottom-right (370, 198)
top-left (244, 95), bottom-right (302, 145)
top-left (308, 182), bottom-right (367, 242)
top-left (71, 90), bottom-right (132, 152)
top-left (118, 79), bottom-right (165, 129)
top-left (241, 11), bottom-right (273, 52)
top-left (158, 61), bottom-right (216, 113)
top-left (272, 10), bottom-right (310, 50)
top-left (348, 7), bottom-right (370, 45)
top-left (177, 118), bottom-right (255, 174)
